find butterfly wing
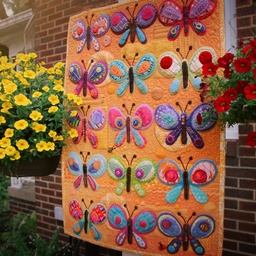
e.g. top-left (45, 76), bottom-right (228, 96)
top-left (89, 203), bottom-right (107, 241)
top-left (107, 204), bottom-right (128, 246)
top-left (107, 156), bottom-right (127, 195)
top-left (187, 103), bottom-right (218, 149)
top-left (71, 20), bottom-right (87, 53)
top-left (134, 53), bottom-right (156, 94)
top-left (108, 107), bottom-right (127, 147)
top-left (188, 159), bottom-right (218, 204)
top-left (92, 14), bottom-right (110, 38)
top-left (68, 62), bottom-right (84, 95)
top-left (132, 158), bottom-right (156, 197)
top-left (87, 154), bottom-right (106, 191)
top-left (157, 212), bottom-right (183, 253)
top-left (135, 4), bottom-right (158, 44)
top-left (188, 0), bottom-right (218, 36)
top-left (157, 159), bottom-right (184, 204)
top-left (155, 104), bottom-right (182, 146)
top-left (190, 214), bottom-right (215, 255)
top-left (69, 199), bottom-right (84, 236)
top-left (133, 210), bottom-right (157, 248)
top-left (66, 107), bottom-right (84, 144)
top-left (158, 0), bottom-right (184, 40)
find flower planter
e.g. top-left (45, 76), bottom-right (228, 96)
top-left (0, 152), bottom-right (61, 177)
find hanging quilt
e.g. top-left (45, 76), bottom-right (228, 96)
top-left (62, 0), bottom-right (225, 255)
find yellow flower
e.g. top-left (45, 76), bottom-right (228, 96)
top-left (36, 141), bottom-right (46, 152)
top-left (0, 116), bottom-right (6, 124)
top-left (68, 129), bottom-right (78, 138)
top-left (0, 138), bottom-right (11, 148)
top-left (4, 128), bottom-right (14, 138)
top-left (31, 122), bottom-right (46, 133)
top-left (48, 130), bottom-right (57, 138)
top-left (29, 110), bottom-right (43, 121)
top-left (53, 84), bottom-right (64, 91)
top-left (11, 151), bottom-right (21, 160)
top-left (70, 110), bottom-right (77, 117)
top-left (45, 142), bottom-right (55, 151)
top-left (0, 148), bottom-right (5, 159)
top-left (5, 146), bottom-right (16, 156)
top-left (49, 75), bottom-right (54, 80)
top-left (14, 94), bottom-right (32, 106)
top-left (28, 52), bottom-right (37, 59)
top-left (48, 95), bottom-right (59, 105)
top-left (16, 139), bottom-right (29, 150)
top-left (55, 69), bottom-right (63, 75)
top-left (73, 96), bottom-right (83, 105)
top-left (2, 101), bottom-right (13, 110)
top-left (23, 70), bottom-right (36, 79)
top-left (67, 93), bottom-right (75, 101)
top-left (48, 106), bottom-right (58, 113)
top-left (16, 53), bottom-right (30, 62)
top-left (2, 80), bottom-right (17, 94)
top-left (53, 135), bottom-right (63, 141)
top-left (54, 62), bottom-right (64, 68)
top-left (14, 119), bottom-right (29, 130)
top-left (47, 67), bottom-right (55, 74)
top-left (42, 86), bottom-right (49, 92)
top-left (32, 91), bottom-right (42, 98)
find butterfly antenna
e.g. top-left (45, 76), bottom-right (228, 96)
top-left (85, 105), bottom-right (90, 116)
top-left (185, 46), bottom-right (193, 59)
top-left (81, 199), bottom-right (93, 209)
top-left (177, 212), bottom-right (187, 224)
top-left (122, 104), bottom-right (129, 115)
top-left (186, 156), bottom-right (193, 170)
top-left (132, 3), bottom-right (138, 17)
top-left (80, 151), bottom-right (90, 162)
top-left (85, 15), bottom-right (89, 25)
top-left (132, 53), bottom-right (139, 66)
top-left (184, 101), bottom-right (192, 112)
top-left (123, 154), bottom-right (130, 166)
top-left (81, 59), bottom-right (87, 69)
top-left (88, 59), bottom-right (94, 70)
top-left (130, 103), bottom-right (136, 114)
top-left (90, 14), bottom-right (94, 25)
top-left (176, 48), bottom-right (184, 59)
top-left (123, 204), bottom-right (131, 216)
top-left (176, 102), bottom-right (183, 112)
top-left (187, 212), bottom-right (197, 223)
top-left (130, 155), bottom-right (137, 166)
top-left (177, 156), bottom-right (186, 170)
top-left (123, 55), bottom-right (131, 66)
top-left (130, 205), bottom-right (138, 217)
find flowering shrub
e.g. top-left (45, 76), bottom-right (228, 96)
top-left (198, 39), bottom-right (256, 147)
top-left (0, 53), bottom-right (82, 171)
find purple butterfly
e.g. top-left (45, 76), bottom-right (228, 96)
top-left (68, 60), bottom-right (108, 99)
top-left (158, 0), bottom-right (218, 40)
top-left (155, 101), bottom-right (217, 149)
top-left (111, 3), bottom-right (157, 47)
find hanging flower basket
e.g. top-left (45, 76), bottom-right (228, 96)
top-left (0, 150), bottom-right (61, 177)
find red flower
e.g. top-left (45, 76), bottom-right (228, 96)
top-left (243, 45), bottom-right (252, 55)
top-left (224, 88), bottom-right (238, 101)
top-left (199, 82), bottom-right (209, 102)
top-left (249, 48), bottom-right (256, 62)
top-left (236, 80), bottom-right (248, 93)
top-left (223, 67), bottom-right (233, 78)
top-left (217, 53), bottom-right (234, 68)
top-left (246, 132), bottom-right (256, 147)
top-left (234, 58), bottom-right (252, 73)
top-left (250, 39), bottom-right (256, 48)
top-left (202, 62), bottom-right (218, 76)
top-left (253, 67), bottom-right (256, 80)
top-left (199, 51), bottom-right (213, 64)
top-left (244, 83), bottom-right (256, 100)
top-left (214, 96), bottom-right (231, 113)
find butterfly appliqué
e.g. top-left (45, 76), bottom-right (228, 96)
top-left (155, 101), bottom-right (218, 149)
top-left (67, 106), bottom-right (106, 148)
top-left (67, 151), bottom-right (106, 191)
top-left (107, 204), bottom-right (157, 248)
top-left (71, 14), bottom-right (110, 53)
top-left (108, 103), bottom-right (154, 148)
top-left (111, 3), bottom-right (157, 47)
top-left (107, 154), bottom-right (156, 197)
top-left (158, 0), bottom-right (218, 40)
top-left (109, 53), bottom-right (156, 96)
top-left (157, 157), bottom-right (218, 204)
top-left (68, 59), bottom-right (108, 98)
top-left (158, 46), bottom-right (216, 94)
top-left (157, 212), bottom-right (215, 255)
top-left (69, 199), bottom-right (107, 240)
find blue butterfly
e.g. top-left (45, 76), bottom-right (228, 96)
top-left (157, 157), bottom-right (218, 204)
top-left (109, 53), bottom-right (156, 96)
top-left (155, 101), bottom-right (218, 149)
top-left (111, 3), bottom-right (157, 47)
top-left (107, 204), bottom-right (157, 248)
top-left (158, 212), bottom-right (215, 255)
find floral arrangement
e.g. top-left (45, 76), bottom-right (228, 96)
top-left (199, 39), bottom-right (256, 147)
top-left (0, 52), bottom-right (82, 171)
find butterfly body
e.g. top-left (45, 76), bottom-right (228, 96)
top-left (67, 106), bottom-right (106, 148)
top-left (107, 204), bottom-right (157, 248)
top-left (158, 0), bottom-right (218, 40)
top-left (67, 152), bottom-right (106, 191)
top-left (157, 212), bottom-right (215, 255)
top-left (155, 102), bottom-right (217, 149)
top-left (111, 4), bottom-right (157, 47)
top-left (157, 158), bottom-right (218, 204)
top-left (107, 155), bottom-right (156, 197)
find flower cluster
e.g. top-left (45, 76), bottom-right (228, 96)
top-left (198, 39), bottom-right (256, 147)
top-left (0, 53), bottom-right (82, 170)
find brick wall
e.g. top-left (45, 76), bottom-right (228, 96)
top-left (8, 0), bottom-right (255, 255)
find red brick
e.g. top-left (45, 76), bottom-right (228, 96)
top-left (224, 209), bottom-right (255, 221)
top-left (224, 230), bottom-right (255, 243)
top-left (239, 243), bottom-right (256, 254)
top-left (226, 167), bottom-right (256, 179)
top-left (225, 178), bottom-right (238, 187)
top-left (240, 179), bottom-right (256, 189)
top-left (237, 16), bottom-right (253, 28)
top-left (239, 146), bottom-right (256, 157)
top-left (239, 201), bottom-right (256, 211)
top-left (239, 124), bottom-right (254, 134)
top-left (226, 140), bottom-right (238, 157)
top-left (239, 222), bottom-right (256, 233)
top-left (225, 188), bottom-right (253, 199)
top-left (240, 157), bottom-right (256, 167)
top-left (224, 219), bottom-right (237, 229)
top-left (236, 0), bottom-right (253, 7)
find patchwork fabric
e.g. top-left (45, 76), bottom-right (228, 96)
top-left (62, 0), bottom-right (225, 255)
